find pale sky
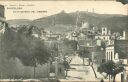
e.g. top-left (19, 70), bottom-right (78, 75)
top-left (0, 1), bottom-right (127, 20)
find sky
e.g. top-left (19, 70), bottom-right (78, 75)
top-left (0, 1), bottom-right (127, 20)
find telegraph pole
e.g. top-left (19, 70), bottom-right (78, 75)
top-left (76, 11), bottom-right (80, 28)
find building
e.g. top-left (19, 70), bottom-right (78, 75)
top-left (81, 22), bottom-right (89, 29)
top-left (95, 27), bottom-right (115, 42)
top-left (105, 45), bottom-right (119, 62)
top-left (115, 40), bottom-right (128, 81)
top-left (66, 31), bottom-right (78, 41)
top-left (105, 40), bottom-right (128, 61)
top-left (119, 30), bottom-right (128, 40)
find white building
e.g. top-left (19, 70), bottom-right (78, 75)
top-left (95, 27), bottom-right (115, 46)
top-left (81, 22), bottom-right (89, 29)
top-left (95, 27), bottom-right (112, 40)
top-left (119, 31), bottom-right (128, 40)
top-left (66, 31), bottom-right (78, 41)
top-left (105, 45), bottom-right (119, 62)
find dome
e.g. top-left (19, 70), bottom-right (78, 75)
top-left (81, 22), bottom-right (89, 29)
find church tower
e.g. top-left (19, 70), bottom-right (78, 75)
top-left (102, 27), bottom-right (107, 35)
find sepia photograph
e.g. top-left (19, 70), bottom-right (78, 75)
top-left (0, 1), bottom-right (128, 82)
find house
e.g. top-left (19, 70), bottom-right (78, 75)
top-left (66, 31), bottom-right (78, 41)
top-left (43, 31), bottom-right (61, 41)
top-left (95, 27), bottom-right (115, 45)
top-left (119, 30), bottom-right (128, 40)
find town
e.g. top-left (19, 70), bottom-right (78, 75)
top-left (0, 4), bottom-right (128, 82)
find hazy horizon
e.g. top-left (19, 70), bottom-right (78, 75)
top-left (6, 10), bottom-right (128, 21)
top-left (0, 1), bottom-right (127, 20)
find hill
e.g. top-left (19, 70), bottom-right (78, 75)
top-left (97, 16), bottom-right (128, 33)
top-left (7, 11), bottom-right (128, 33)
top-left (7, 19), bottom-right (31, 26)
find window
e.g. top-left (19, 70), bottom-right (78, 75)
top-left (103, 28), bottom-right (105, 31)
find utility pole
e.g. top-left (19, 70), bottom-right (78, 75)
top-left (33, 56), bottom-right (36, 79)
top-left (76, 11), bottom-right (80, 28)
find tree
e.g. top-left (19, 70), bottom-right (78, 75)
top-left (63, 56), bottom-right (70, 77)
top-left (63, 39), bottom-right (78, 52)
top-left (98, 61), bottom-right (124, 82)
top-left (77, 47), bottom-right (90, 65)
top-left (2, 25), bottom-right (51, 78)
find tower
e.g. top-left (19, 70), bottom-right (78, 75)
top-left (102, 27), bottom-right (107, 35)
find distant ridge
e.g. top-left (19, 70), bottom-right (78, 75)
top-left (7, 11), bottom-right (128, 33)
top-left (7, 19), bottom-right (31, 26)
